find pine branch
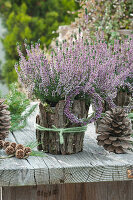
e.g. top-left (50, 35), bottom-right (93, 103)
top-left (10, 104), bottom-right (37, 131)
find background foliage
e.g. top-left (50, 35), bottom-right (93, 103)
top-left (57, 0), bottom-right (133, 43)
top-left (82, 0), bottom-right (133, 42)
top-left (0, 0), bottom-right (79, 85)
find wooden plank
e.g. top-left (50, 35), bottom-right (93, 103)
top-left (2, 186), bottom-right (37, 200)
top-left (0, 132), bottom-right (39, 187)
top-left (0, 150), bottom-right (50, 186)
top-left (12, 103), bottom-right (64, 185)
top-left (54, 123), bottom-right (133, 183)
top-left (85, 181), bottom-right (133, 200)
top-left (2, 181), bottom-right (133, 200)
top-left (0, 112), bottom-right (49, 187)
top-left (1, 103), bottom-right (133, 187)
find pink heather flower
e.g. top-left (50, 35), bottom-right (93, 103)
top-left (15, 34), bottom-right (132, 123)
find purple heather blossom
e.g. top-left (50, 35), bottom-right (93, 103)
top-left (15, 34), bottom-right (132, 124)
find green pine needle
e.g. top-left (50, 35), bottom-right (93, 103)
top-left (25, 141), bottom-right (46, 157)
top-left (25, 141), bottom-right (39, 149)
top-left (10, 104), bottom-right (37, 131)
top-left (30, 150), bottom-right (45, 157)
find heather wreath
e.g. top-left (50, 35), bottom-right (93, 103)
top-left (15, 34), bottom-right (132, 125)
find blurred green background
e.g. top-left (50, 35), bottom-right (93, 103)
top-left (0, 0), bottom-right (79, 94)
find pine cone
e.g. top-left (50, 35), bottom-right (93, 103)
top-left (24, 147), bottom-right (32, 154)
top-left (3, 141), bottom-right (10, 149)
top-left (0, 140), bottom-right (4, 149)
top-left (97, 107), bottom-right (132, 154)
top-left (15, 149), bottom-right (25, 159)
top-left (15, 144), bottom-right (24, 151)
top-left (24, 147), bottom-right (32, 157)
top-left (5, 146), bottom-right (15, 155)
top-left (0, 99), bottom-right (11, 140)
top-left (10, 142), bottom-right (17, 149)
top-left (25, 152), bottom-right (31, 157)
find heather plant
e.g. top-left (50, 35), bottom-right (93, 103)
top-left (94, 34), bottom-right (133, 95)
top-left (15, 34), bottom-right (132, 125)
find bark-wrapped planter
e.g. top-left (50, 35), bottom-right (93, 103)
top-left (113, 91), bottom-right (131, 108)
top-left (100, 91), bottom-right (131, 112)
top-left (114, 91), bottom-right (133, 129)
top-left (36, 100), bottom-right (88, 155)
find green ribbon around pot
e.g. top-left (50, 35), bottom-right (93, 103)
top-left (36, 124), bottom-right (87, 144)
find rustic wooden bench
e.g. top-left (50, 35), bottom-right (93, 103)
top-left (0, 103), bottom-right (133, 200)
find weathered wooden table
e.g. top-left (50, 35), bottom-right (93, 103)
top-left (0, 104), bottom-right (133, 200)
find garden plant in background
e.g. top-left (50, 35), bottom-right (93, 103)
top-left (15, 33), bottom-right (132, 154)
top-left (0, 0), bottom-right (79, 85)
top-left (59, 0), bottom-right (133, 43)
top-left (82, 0), bottom-right (133, 42)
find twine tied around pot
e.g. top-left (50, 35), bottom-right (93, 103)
top-left (36, 124), bottom-right (87, 144)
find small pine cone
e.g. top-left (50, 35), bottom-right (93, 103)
top-left (10, 142), bottom-right (17, 149)
top-left (0, 140), bottom-right (4, 149)
top-left (15, 144), bottom-right (24, 151)
top-left (3, 141), bottom-right (10, 149)
top-left (15, 149), bottom-right (25, 159)
top-left (25, 152), bottom-right (31, 157)
top-left (5, 146), bottom-right (15, 155)
top-left (24, 147), bottom-right (32, 154)
top-left (24, 147), bottom-right (32, 158)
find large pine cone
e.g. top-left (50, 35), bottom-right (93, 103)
top-left (97, 107), bottom-right (133, 154)
top-left (0, 99), bottom-right (11, 140)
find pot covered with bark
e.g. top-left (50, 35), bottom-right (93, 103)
top-left (15, 34), bottom-right (131, 154)
top-left (36, 100), bottom-right (88, 154)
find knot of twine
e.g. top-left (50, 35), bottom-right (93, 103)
top-left (36, 124), bottom-right (87, 144)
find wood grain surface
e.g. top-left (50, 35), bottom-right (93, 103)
top-left (0, 103), bottom-right (133, 187)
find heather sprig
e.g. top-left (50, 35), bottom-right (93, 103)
top-left (64, 86), bottom-right (103, 125)
top-left (15, 34), bottom-right (132, 124)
